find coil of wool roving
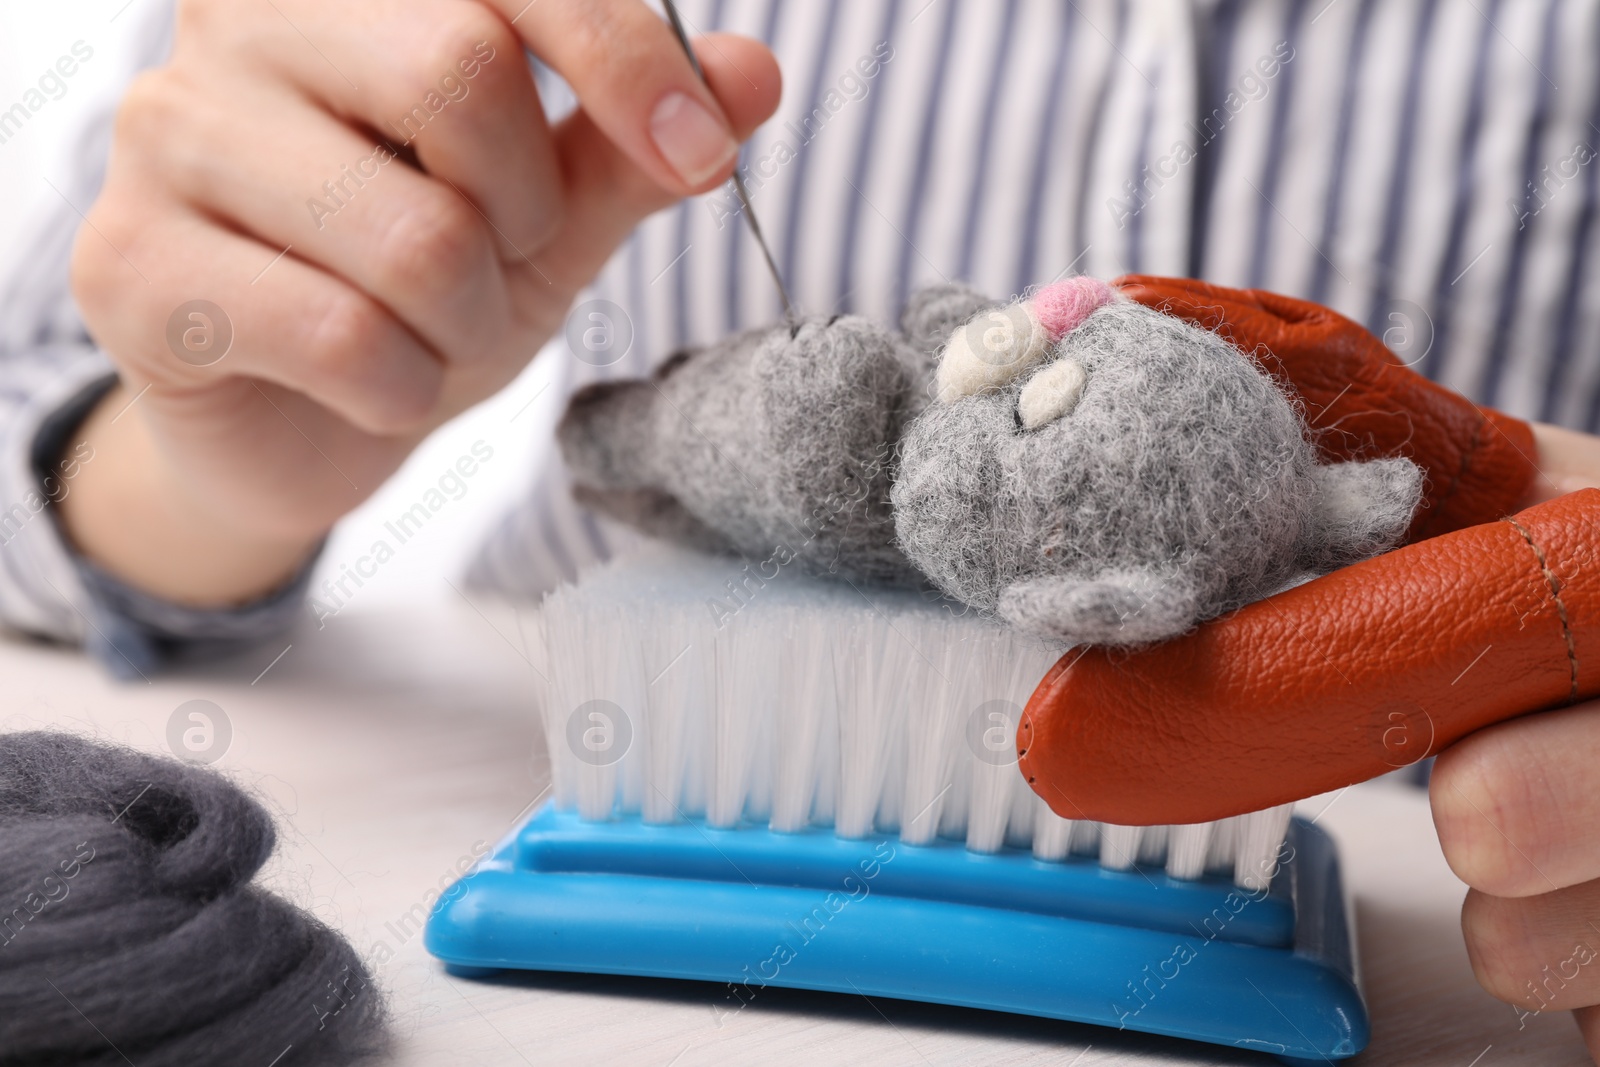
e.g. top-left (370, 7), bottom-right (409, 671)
top-left (0, 731), bottom-right (386, 1067)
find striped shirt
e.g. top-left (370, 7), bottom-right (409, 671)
top-left (472, 0), bottom-right (1600, 594)
top-left (2, 0), bottom-right (1597, 663)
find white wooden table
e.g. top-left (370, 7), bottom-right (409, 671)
top-left (2, 595), bottom-right (1590, 1066)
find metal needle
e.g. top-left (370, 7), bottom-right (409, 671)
top-left (661, 0), bottom-right (797, 323)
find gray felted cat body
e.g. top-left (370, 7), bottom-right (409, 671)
top-left (558, 285), bottom-right (995, 587)
top-left (557, 280), bottom-right (1423, 647)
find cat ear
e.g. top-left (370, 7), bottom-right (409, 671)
top-left (556, 380), bottom-right (659, 491)
top-left (1298, 458), bottom-right (1425, 571)
top-left (899, 283), bottom-right (999, 359)
top-left (998, 568), bottom-right (1202, 646)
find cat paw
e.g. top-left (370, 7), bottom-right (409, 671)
top-left (998, 570), bottom-right (1199, 646)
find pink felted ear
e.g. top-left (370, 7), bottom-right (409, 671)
top-left (1032, 277), bottom-right (1117, 342)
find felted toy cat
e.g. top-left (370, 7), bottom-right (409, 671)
top-left (556, 277), bottom-right (1424, 647)
top-left (556, 284), bottom-right (994, 587)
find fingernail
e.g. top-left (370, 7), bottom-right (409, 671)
top-left (650, 91), bottom-right (737, 186)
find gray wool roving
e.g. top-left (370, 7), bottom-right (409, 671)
top-left (558, 282), bottom-right (1422, 647)
top-left (0, 731), bottom-right (386, 1067)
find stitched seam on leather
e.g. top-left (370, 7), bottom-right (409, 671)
top-left (1420, 412), bottom-right (1483, 539)
top-left (1506, 517), bottom-right (1580, 702)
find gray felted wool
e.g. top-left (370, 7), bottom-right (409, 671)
top-left (896, 283), bottom-right (1001, 405)
top-left (559, 283), bottom-right (1000, 586)
top-left (558, 282), bottom-right (1422, 647)
top-left (892, 299), bottom-right (1423, 645)
top-left (560, 314), bottom-right (933, 587)
top-left (0, 732), bottom-right (387, 1067)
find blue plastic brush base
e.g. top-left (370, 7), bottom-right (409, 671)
top-left (426, 808), bottom-right (1368, 1063)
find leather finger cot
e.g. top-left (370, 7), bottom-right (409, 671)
top-left (1017, 489), bottom-right (1600, 826)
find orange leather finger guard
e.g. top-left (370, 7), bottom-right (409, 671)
top-left (1116, 274), bottom-right (1539, 540)
top-left (1016, 489), bottom-right (1600, 826)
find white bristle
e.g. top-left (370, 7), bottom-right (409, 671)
top-left (809, 650), bottom-right (840, 829)
top-left (543, 600), bottom-right (644, 821)
top-left (935, 734), bottom-right (972, 841)
top-left (965, 633), bottom-right (1057, 853)
top-left (707, 621), bottom-right (759, 826)
top-left (965, 751), bottom-right (1015, 853)
top-left (1135, 824), bottom-right (1170, 866)
top-left (897, 624), bottom-right (967, 845)
top-left (534, 547), bottom-right (1294, 891)
top-left (1165, 823), bottom-right (1214, 880)
top-left (834, 619), bottom-right (911, 837)
top-left (1030, 797), bottom-right (1078, 861)
top-left (1206, 814), bottom-right (1241, 873)
top-left (1234, 804), bottom-right (1295, 892)
top-left (1071, 819), bottom-right (1102, 858)
top-left (1004, 778), bottom-right (1038, 849)
top-left (638, 605), bottom-right (705, 823)
top-left (768, 609), bottom-right (830, 833)
top-left (1098, 824), bottom-right (1143, 870)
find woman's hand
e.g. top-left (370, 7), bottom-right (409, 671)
top-left (63, 0), bottom-right (779, 605)
top-left (1433, 701), bottom-right (1600, 1053)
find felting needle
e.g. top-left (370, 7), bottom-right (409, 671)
top-left (661, 0), bottom-right (797, 323)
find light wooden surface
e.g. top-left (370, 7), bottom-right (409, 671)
top-left (1, 595), bottom-right (1591, 1066)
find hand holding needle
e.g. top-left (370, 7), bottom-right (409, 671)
top-left (661, 0), bottom-right (797, 323)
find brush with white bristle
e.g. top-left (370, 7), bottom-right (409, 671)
top-left (533, 545), bottom-right (1295, 892)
